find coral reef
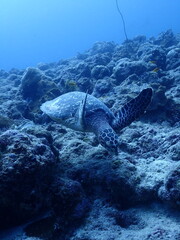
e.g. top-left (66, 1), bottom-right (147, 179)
top-left (0, 129), bottom-right (57, 228)
top-left (0, 30), bottom-right (179, 240)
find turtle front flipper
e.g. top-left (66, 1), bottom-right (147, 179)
top-left (112, 88), bottom-right (152, 132)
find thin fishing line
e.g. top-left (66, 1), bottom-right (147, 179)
top-left (115, 0), bottom-right (128, 41)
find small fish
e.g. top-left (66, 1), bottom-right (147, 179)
top-left (149, 60), bottom-right (156, 64)
top-left (152, 67), bottom-right (160, 73)
top-left (66, 80), bottom-right (77, 87)
top-left (83, 137), bottom-right (90, 142)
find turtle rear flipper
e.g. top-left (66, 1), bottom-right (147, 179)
top-left (112, 88), bottom-right (152, 132)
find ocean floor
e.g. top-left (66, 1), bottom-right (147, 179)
top-left (0, 30), bottom-right (179, 239)
top-left (0, 201), bottom-right (180, 240)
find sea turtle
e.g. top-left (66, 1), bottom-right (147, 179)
top-left (40, 88), bottom-right (152, 154)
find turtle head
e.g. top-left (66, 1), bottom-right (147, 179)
top-left (98, 128), bottom-right (119, 155)
top-left (85, 110), bottom-right (119, 154)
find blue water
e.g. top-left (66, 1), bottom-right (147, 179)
top-left (0, 0), bottom-right (179, 70)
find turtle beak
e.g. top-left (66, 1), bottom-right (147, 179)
top-left (113, 148), bottom-right (119, 156)
top-left (108, 146), bottom-right (119, 156)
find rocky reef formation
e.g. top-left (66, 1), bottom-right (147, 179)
top-left (0, 30), bottom-right (179, 240)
